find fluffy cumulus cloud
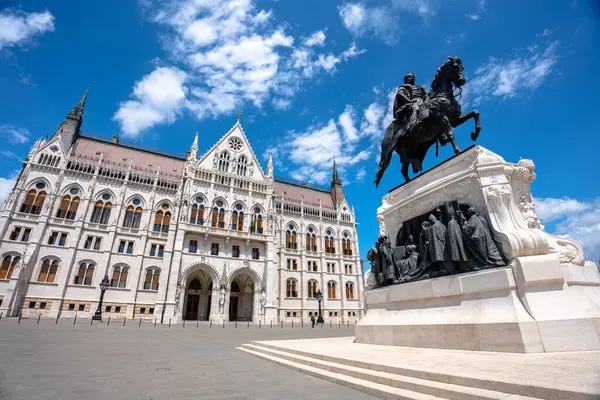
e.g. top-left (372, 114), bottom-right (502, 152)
top-left (463, 40), bottom-right (560, 107)
top-left (535, 197), bottom-right (600, 263)
top-left (269, 88), bottom-right (391, 185)
top-left (0, 170), bottom-right (20, 206)
top-left (113, 67), bottom-right (188, 137)
top-left (0, 124), bottom-right (30, 144)
top-left (466, 0), bottom-right (486, 20)
top-left (0, 8), bottom-right (54, 50)
top-left (115, 0), bottom-right (364, 137)
top-left (338, 0), bottom-right (442, 44)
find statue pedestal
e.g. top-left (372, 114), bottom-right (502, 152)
top-left (358, 146), bottom-right (600, 353)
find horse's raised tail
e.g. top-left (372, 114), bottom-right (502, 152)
top-left (374, 123), bottom-right (396, 188)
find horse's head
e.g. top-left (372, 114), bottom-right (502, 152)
top-left (445, 56), bottom-right (466, 87)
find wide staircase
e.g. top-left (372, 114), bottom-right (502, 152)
top-left (238, 340), bottom-right (566, 400)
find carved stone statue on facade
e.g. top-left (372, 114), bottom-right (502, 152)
top-left (375, 57), bottom-right (482, 185)
top-left (396, 236), bottom-right (419, 282)
top-left (445, 205), bottom-right (468, 264)
top-left (459, 206), bottom-right (504, 267)
top-left (259, 289), bottom-right (266, 316)
top-left (218, 287), bottom-right (226, 314)
top-left (367, 235), bottom-right (397, 287)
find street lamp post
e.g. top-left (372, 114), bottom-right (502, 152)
top-left (92, 275), bottom-right (110, 321)
top-left (316, 289), bottom-right (325, 325)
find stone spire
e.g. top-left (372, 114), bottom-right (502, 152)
top-left (330, 158), bottom-right (342, 188)
top-left (187, 131), bottom-right (199, 160)
top-left (329, 158), bottom-right (345, 207)
top-left (266, 152), bottom-right (274, 179)
top-left (50, 89), bottom-right (89, 151)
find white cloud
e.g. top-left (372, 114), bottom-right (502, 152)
top-left (535, 197), bottom-right (600, 262)
top-left (0, 9), bottom-right (54, 50)
top-left (356, 167), bottom-right (367, 182)
top-left (445, 33), bottom-right (465, 44)
top-left (113, 67), bottom-right (188, 137)
top-left (538, 28), bottom-right (553, 37)
top-left (0, 124), bottom-right (30, 144)
top-left (391, 0), bottom-right (442, 19)
top-left (303, 30), bottom-right (326, 47)
top-left (338, 3), bottom-right (399, 45)
top-left (466, 0), bottom-right (486, 20)
top-left (463, 40), bottom-right (560, 107)
top-left (115, 0), bottom-right (363, 136)
top-left (0, 150), bottom-right (19, 159)
top-left (0, 170), bottom-right (20, 206)
top-left (271, 89), bottom-right (390, 185)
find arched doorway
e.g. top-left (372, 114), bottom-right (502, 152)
top-left (229, 273), bottom-right (255, 321)
top-left (184, 269), bottom-right (215, 321)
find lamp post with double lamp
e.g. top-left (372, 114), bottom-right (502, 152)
top-left (316, 289), bottom-right (325, 326)
top-left (92, 275), bottom-right (110, 321)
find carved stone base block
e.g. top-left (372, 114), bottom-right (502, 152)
top-left (358, 146), bottom-right (600, 353)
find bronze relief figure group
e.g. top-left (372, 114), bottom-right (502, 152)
top-left (368, 203), bottom-right (505, 287)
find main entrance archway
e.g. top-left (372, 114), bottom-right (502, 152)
top-left (228, 273), bottom-right (254, 321)
top-left (184, 269), bottom-right (214, 321)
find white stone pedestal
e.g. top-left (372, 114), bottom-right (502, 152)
top-left (357, 146), bottom-right (600, 353)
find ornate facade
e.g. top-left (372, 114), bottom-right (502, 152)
top-left (0, 92), bottom-right (364, 323)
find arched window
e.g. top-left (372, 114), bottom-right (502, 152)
top-left (286, 279), bottom-right (298, 298)
top-left (73, 262), bottom-right (95, 285)
top-left (306, 227), bottom-right (317, 252)
top-left (307, 280), bottom-right (318, 299)
top-left (286, 225), bottom-right (297, 249)
top-left (218, 151), bottom-right (230, 172)
top-left (236, 155), bottom-right (248, 176)
top-left (325, 230), bottom-right (335, 254)
top-left (132, 207), bottom-right (143, 229)
top-left (56, 195), bottom-right (70, 219)
top-left (37, 259), bottom-right (58, 283)
top-left (110, 266), bottom-right (129, 288)
top-left (250, 208), bottom-right (263, 233)
top-left (189, 278), bottom-right (202, 290)
top-left (345, 282), bottom-right (355, 300)
top-left (211, 200), bottom-right (225, 228)
top-left (153, 204), bottom-right (171, 232)
top-left (342, 232), bottom-right (353, 255)
top-left (231, 204), bottom-right (244, 231)
top-left (327, 281), bottom-right (337, 299)
top-left (189, 198), bottom-right (206, 225)
top-left (0, 255), bottom-right (20, 279)
top-left (91, 200), bottom-right (112, 224)
top-left (144, 268), bottom-right (160, 290)
top-left (20, 188), bottom-right (47, 215)
top-left (123, 206), bottom-right (134, 227)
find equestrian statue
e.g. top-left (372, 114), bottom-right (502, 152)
top-left (374, 57), bottom-right (481, 186)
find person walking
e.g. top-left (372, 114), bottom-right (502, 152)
top-left (311, 314), bottom-right (316, 328)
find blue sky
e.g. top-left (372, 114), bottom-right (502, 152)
top-left (1, 0), bottom-right (599, 264)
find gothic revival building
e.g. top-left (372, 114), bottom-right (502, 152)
top-left (0, 92), bottom-right (364, 323)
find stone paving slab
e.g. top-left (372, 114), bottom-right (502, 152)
top-left (0, 318), bottom-right (376, 400)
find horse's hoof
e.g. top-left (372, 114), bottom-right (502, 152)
top-left (454, 148), bottom-right (461, 155)
top-left (471, 131), bottom-right (480, 141)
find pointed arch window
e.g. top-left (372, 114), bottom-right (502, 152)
top-left (0, 255), bottom-right (20, 279)
top-left (37, 259), bottom-right (59, 283)
top-left (73, 262), bottom-right (94, 286)
top-left (345, 282), bottom-right (355, 300)
top-left (211, 201), bottom-right (225, 229)
top-left (56, 194), bottom-right (80, 220)
top-left (144, 268), bottom-right (160, 290)
top-left (236, 155), bottom-right (248, 176)
top-left (20, 188), bottom-right (47, 215)
top-left (325, 230), bottom-right (336, 254)
top-left (306, 227), bottom-right (317, 252)
top-left (218, 151), bottom-right (230, 172)
top-left (132, 207), bottom-right (143, 229)
top-left (110, 266), bottom-right (129, 288)
top-left (231, 204), bottom-right (244, 231)
top-left (327, 281), bottom-right (337, 299)
top-left (91, 200), bottom-right (112, 224)
top-left (307, 280), bottom-right (318, 299)
top-left (250, 208), bottom-right (263, 233)
top-left (286, 225), bottom-right (297, 249)
top-left (190, 197), bottom-right (205, 225)
top-left (153, 204), bottom-right (171, 232)
top-left (342, 232), bottom-right (352, 255)
top-left (286, 279), bottom-right (298, 298)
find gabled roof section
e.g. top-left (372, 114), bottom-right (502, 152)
top-left (274, 179), bottom-right (335, 209)
top-left (197, 121), bottom-right (266, 180)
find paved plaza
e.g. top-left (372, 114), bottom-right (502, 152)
top-left (0, 318), bottom-right (375, 400)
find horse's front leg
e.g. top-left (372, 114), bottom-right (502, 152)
top-left (441, 116), bottom-right (461, 154)
top-left (453, 110), bottom-right (481, 141)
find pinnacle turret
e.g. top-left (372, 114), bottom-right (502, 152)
top-left (330, 158), bottom-right (342, 188)
top-left (266, 152), bottom-right (274, 179)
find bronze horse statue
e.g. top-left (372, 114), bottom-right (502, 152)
top-left (374, 57), bottom-right (481, 186)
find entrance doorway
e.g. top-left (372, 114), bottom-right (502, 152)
top-left (183, 268), bottom-right (215, 321)
top-left (229, 282), bottom-right (239, 321)
top-left (185, 278), bottom-right (201, 320)
top-left (228, 273), bottom-right (255, 321)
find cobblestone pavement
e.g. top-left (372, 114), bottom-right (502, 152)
top-left (0, 318), bottom-right (375, 400)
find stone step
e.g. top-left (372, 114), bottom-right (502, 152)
top-left (238, 345), bottom-right (442, 400)
top-left (248, 340), bottom-right (566, 399)
top-left (239, 343), bottom-right (541, 400)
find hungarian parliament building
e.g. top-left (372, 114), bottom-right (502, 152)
top-left (0, 92), bottom-right (364, 324)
